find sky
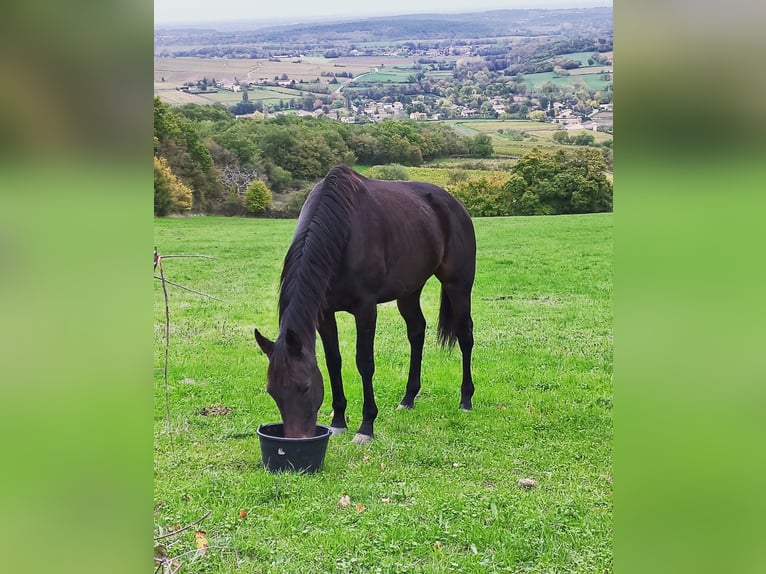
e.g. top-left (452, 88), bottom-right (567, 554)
top-left (155, 0), bottom-right (611, 26)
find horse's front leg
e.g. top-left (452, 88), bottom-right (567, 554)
top-left (396, 289), bottom-right (426, 409)
top-left (317, 312), bottom-right (347, 434)
top-left (352, 303), bottom-right (378, 444)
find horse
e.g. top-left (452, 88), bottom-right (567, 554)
top-left (254, 164), bottom-right (476, 444)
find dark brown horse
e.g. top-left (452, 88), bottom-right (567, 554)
top-left (255, 165), bottom-right (475, 444)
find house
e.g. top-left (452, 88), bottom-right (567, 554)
top-left (460, 108), bottom-right (477, 118)
top-left (409, 112), bottom-right (428, 121)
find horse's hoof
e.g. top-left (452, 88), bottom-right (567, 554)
top-left (329, 426), bottom-right (347, 435)
top-left (352, 433), bottom-right (372, 445)
top-left (459, 404), bottom-right (472, 412)
top-left (397, 403), bottom-right (413, 410)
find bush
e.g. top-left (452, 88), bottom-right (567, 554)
top-left (244, 180), bottom-right (273, 215)
top-left (215, 190), bottom-right (248, 216)
top-left (510, 147), bottom-right (612, 215)
top-left (468, 134), bottom-right (493, 158)
top-left (447, 170), bottom-right (469, 185)
top-left (552, 130), bottom-right (571, 144)
top-left (265, 164), bottom-right (293, 193)
top-left (572, 132), bottom-right (596, 146)
top-left (449, 173), bottom-right (513, 217)
top-left (366, 164), bottom-right (409, 181)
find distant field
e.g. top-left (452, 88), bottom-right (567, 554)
top-left (424, 70), bottom-right (453, 80)
top-left (355, 160), bottom-right (517, 183)
top-left (154, 56), bottom-right (389, 104)
top-left (194, 89), bottom-right (297, 105)
top-left (392, 166), bottom-right (508, 188)
top-left (354, 67), bottom-right (417, 84)
top-left (445, 119), bottom-right (612, 156)
top-left (521, 69), bottom-right (611, 92)
top-left (153, 87), bottom-right (212, 105)
top-left (154, 56), bottom-right (375, 83)
top-left (330, 55), bottom-right (435, 67)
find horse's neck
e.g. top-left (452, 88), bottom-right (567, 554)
top-left (278, 283), bottom-right (324, 351)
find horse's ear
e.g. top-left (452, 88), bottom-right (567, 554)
top-left (284, 328), bottom-right (302, 357)
top-left (254, 329), bottom-right (274, 357)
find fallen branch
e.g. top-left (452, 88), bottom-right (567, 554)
top-left (154, 509), bottom-right (213, 541)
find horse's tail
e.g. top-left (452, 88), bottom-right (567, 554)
top-left (437, 286), bottom-right (458, 349)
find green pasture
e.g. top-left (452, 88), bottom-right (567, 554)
top-left (424, 70), bottom-right (454, 80)
top-left (355, 67), bottom-right (417, 84)
top-left (154, 213), bottom-right (612, 572)
top-left (193, 88), bottom-right (302, 105)
top-left (355, 165), bottom-right (507, 189)
top-left (521, 70), bottom-right (611, 93)
top-left (405, 166), bottom-right (503, 188)
top-left (445, 119), bottom-right (610, 156)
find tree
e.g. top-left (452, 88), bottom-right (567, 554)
top-left (449, 175), bottom-right (513, 217)
top-left (220, 164), bottom-right (259, 197)
top-left (552, 130), bottom-right (571, 144)
top-left (244, 180), bottom-right (273, 215)
top-left (154, 156), bottom-right (193, 216)
top-left (469, 133), bottom-right (493, 158)
top-left (367, 164), bottom-right (409, 180)
top-left (264, 163), bottom-right (292, 192)
top-left (572, 132), bottom-right (595, 146)
top-left (509, 147), bottom-right (612, 215)
top-left (154, 98), bottom-right (224, 211)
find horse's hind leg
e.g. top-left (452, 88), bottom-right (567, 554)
top-left (442, 282), bottom-right (475, 411)
top-left (318, 312), bottom-right (347, 434)
top-left (397, 289), bottom-right (426, 409)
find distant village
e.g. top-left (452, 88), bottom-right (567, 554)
top-left (179, 74), bottom-right (613, 132)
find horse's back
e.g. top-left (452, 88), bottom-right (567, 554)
top-left (306, 166), bottom-right (476, 305)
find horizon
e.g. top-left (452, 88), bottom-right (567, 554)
top-left (155, 0), bottom-right (612, 28)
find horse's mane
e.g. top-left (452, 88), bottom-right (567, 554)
top-left (277, 165), bottom-right (361, 342)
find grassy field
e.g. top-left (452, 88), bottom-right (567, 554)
top-left (154, 57), bottom-right (371, 105)
top-left (445, 119), bottom-right (612, 156)
top-left (354, 67), bottom-right (417, 84)
top-left (154, 213), bottom-right (612, 573)
top-left (520, 70), bottom-right (611, 93)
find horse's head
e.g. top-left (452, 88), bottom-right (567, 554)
top-left (254, 328), bottom-right (324, 438)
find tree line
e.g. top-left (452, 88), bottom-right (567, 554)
top-left (449, 148), bottom-right (612, 216)
top-left (154, 98), bottom-right (611, 218)
top-left (154, 98), bottom-right (495, 215)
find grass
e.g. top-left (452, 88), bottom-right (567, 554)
top-left (355, 165), bottom-right (507, 188)
top-left (445, 119), bottom-right (612, 156)
top-left (154, 213), bottom-right (612, 572)
top-left (354, 67), bottom-right (417, 84)
top-left (520, 71), bottom-right (611, 93)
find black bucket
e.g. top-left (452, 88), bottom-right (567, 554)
top-left (257, 423), bottom-right (331, 473)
